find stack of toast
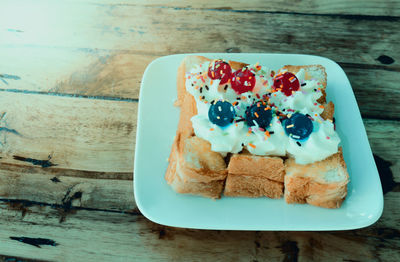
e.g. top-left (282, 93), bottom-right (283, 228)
top-left (165, 56), bottom-right (349, 208)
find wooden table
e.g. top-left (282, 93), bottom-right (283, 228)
top-left (0, 1), bottom-right (399, 261)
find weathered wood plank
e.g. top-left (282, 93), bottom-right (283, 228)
top-left (0, 191), bottom-right (399, 262)
top-left (0, 92), bottom-right (136, 172)
top-left (51, 52), bottom-right (148, 100)
top-left (364, 119), bottom-right (400, 180)
top-left (0, 163), bottom-right (134, 212)
top-left (344, 67), bottom-right (400, 120)
top-left (0, 203), bottom-right (257, 262)
top-left (1, 50), bottom-right (399, 119)
top-left (89, 0), bottom-right (400, 17)
top-left (1, 3), bottom-right (399, 118)
top-left (0, 1), bottom-right (398, 261)
top-left (0, 47), bottom-right (150, 100)
top-left (1, 3), bottom-right (398, 66)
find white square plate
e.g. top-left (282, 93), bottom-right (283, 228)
top-left (134, 53), bottom-right (383, 230)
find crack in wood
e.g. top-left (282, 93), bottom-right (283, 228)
top-left (0, 88), bottom-right (139, 102)
top-left (58, 184), bottom-right (82, 223)
top-left (9, 236), bottom-right (58, 248)
top-left (373, 154), bottom-right (400, 194)
top-left (0, 127), bottom-right (20, 136)
top-left (50, 176), bottom-right (61, 183)
top-left (138, 5), bottom-right (400, 21)
top-left (0, 74), bottom-right (21, 85)
top-left (7, 28), bottom-right (24, 33)
top-left (339, 62), bottom-right (400, 72)
top-left (279, 241), bottom-right (299, 262)
top-left (361, 115), bottom-right (400, 122)
top-left (0, 162), bottom-right (133, 180)
top-left (375, 228), bottom-right (400, 240)
top-left (253, 231), bottom-right (261, 260)
top-left (12, 155), bottom-right (57, 168)
top-left (0, 74), bottom-right (21, 80)
top-left (0, 198), bottom-right (141, 216)
top-left (226, 47), bottom-right (241, 53)
top-left (5, 201), bottom-right (33, 218)
top-left (158, 228), bottom-right (166, 239)
top-left (61, 184), bottom-right (79, 204)
top-left (0, 254), bottom-right (49, 262)
top-left (0, 111), bottom-right (22, 148)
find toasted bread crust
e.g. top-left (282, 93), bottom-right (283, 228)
top-left (224, 175), bottom-right (283, 198)
top-left (284, 148), bottom-right (349, 208)
top-left (321, 101), bottom-right (335, 120)
top-left (166, 136), bottom-right (227, 199)
top-left (228, 153), bottom-right (285, 182)
top-left (228, 60), bottom-right (248, 70)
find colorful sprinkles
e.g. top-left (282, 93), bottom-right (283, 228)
top-left (185, 60), bottom-right (335, 154)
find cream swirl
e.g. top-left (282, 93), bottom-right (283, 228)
top-left (185, 60), bottom-right (340, 164)
top-left (286, 120), bottom-right (340, 164)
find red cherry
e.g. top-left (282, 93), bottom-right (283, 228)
top-left (273, 72), bottom-right (300, 96)
top-left (231, 68), bottom-right (256, 94)
top-left (208, 59), bottom-right (232, 85)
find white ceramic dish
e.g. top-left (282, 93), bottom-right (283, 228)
top-left (134, 53), bottom-right (383, 231)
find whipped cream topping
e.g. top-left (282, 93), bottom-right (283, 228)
top-left (268, 75), bottom-right (325, 115)
top-left (185, 60), bottom-right (340, 164)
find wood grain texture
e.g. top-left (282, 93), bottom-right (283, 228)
top-left (0, 191), bottom-right (399, 262)
top-left (0, 92), bottom-right (136, 172)
top-left (1, 2), bottom-right (398, 65)
top-left (1, 0), bottom-right (399, 260)
top-left (0, 47), bottom-right (149, 100)
top-left (1, 2), bottom-right (399, 119)
top-left (1, 51), bottom-right (400, 119)
top-left (75, 0), bottom-right (400, 17)
top-left (344, 67), bottom-right (400, 119)
top-left (0, 163), bottom-right (135, 211)
top-left (364, 119), bottom-right (400, 180)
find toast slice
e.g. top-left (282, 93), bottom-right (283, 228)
top-left (224, 152), bottom-right (284, 198)
top-left (227, 151), bottom-right (285, 182)
top-left (165, 135), bottom-right (227, 199)
top-left (224, 175), bottom-right (283, 199)
top-left (284, 148), bottom-right (349, 208)
top-left (166, 56), bottom-right (245, 198)
top-left (166, 56), bottom-right (229, 198)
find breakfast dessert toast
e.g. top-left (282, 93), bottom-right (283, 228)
top-left (165, 55), bottom-right (349, 207)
